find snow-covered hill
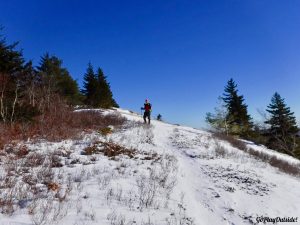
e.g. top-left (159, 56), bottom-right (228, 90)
top-left (1, 108), bottom-right (299, 225)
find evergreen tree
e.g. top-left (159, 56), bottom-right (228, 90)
top-left (37, 53), bottom-right (82, 105)
top-left (82, 63), bottom-right (98, 107)
top-left (15, 61), bottom-right (41, 120)
top-left (0, 31), bottom-right (27, 122)
top-left (222, 78), bottom-right (252, 136)
top-left (265, 92), bottom-right (299, 156)
top-left (96, 67), bottom-right (119, 108)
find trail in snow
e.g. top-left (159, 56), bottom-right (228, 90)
top-left (115, 109), bottom-right (300, 225)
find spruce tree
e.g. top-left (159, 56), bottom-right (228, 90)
top-left (82, 63), bottom-right (98, 107)
top-left (222, 78), bottom-right (252, 136)
top-left (265, 92), bottom-right (299, 156)
top-left (96, 68), bottom-right (119, 108)
top-left (37, 53), bottom-right (82, 105)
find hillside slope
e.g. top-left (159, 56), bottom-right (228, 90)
top-left (1, 108), bottom-right (299, 225)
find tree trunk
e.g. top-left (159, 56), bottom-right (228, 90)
top-left (10, 83), bottom-right (19, 124)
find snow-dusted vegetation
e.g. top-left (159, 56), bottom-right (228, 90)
top-left (0, 109), bottom-right (300, 225)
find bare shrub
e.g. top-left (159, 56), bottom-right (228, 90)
top-left (23, 173), bottom-right (38, 186)
top-left (246, 148), bottom-right (300, 175)
top-left (246, 147), bottom-right (270, 162)
top-left (107, 210), bottom-right (118, 225)
top-left (97, 174), bottom-right (112, 190)
top-left (30, 198), bottom-right (53, 225)
top-left (136, 173), bottom-right (159, 210)
top-left (36, 166), bottom-right (54, 185)
top-left (0, 192), bottom-right (14, 215)
top-left (115, 184), bottom-right (123, 202)
top-left (165, 194), bottom-right (195, 225)
top-left (25, 152), bottom-right (45, 167)
top-left (157, 154), bottom-right (178, 190)
top-left (107, 210), bottom-right (127, 225)
top-left (30, 197), bottom-right (69, 225)
top-left (104, 184), bottom-right (124, 206)
top-left (213, 132), bottom-right (300, 176)
top-left (212, 132), bottom-right (247, 150)
top-left (141, 217), bottom-right (155, 225)
top-left (49, 153), bottom-right (63, 168)
top-left (84, 210), bottom-right (96, 221)
top-left (124, 189), bottom-right (135, 211)
top-left (0, 105), bottom-right (126, 150)
top-left (106, 187), bottom-right (114, 205)
top-left (269, 156), bottom-right (300, 175)
top-left (214, 142), bottom-right (227, 158)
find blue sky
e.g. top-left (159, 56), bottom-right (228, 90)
top-left (1, 0), bottom-right (300, 128)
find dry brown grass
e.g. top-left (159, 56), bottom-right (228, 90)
top-left (82, 141), bottom-right (136, 159)
top-left (0, 104), bottom-right (126, 150)
top-left (47, 182), bottom-right (60, 192)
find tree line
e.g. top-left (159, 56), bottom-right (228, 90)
top-left (0, 31), bottom-right (118, 123)
top-left (206, 78), bottom-right (300, 159)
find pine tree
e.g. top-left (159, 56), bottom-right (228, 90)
top-left (265, 92), bottom-right (299, 156)
top-left (222, 78), bottom-right (252, 137)
top-left (82, 63), bottom-right (98, 107)
top-left (96, 68), bottom-right (119, 108)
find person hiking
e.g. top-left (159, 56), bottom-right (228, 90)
top-left (141, 99), bottom-right (152, 124)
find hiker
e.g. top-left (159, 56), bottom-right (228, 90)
top-left (141, 99), bottom-right (152, 124)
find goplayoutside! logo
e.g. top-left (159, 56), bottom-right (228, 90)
top-left (256, 216), bottom-right (298, 224)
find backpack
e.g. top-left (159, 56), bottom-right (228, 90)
top-left (144, 103), bottom-right (152, 112)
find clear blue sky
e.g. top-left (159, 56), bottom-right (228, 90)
top-left (1, 0), bottom-right (300, 128)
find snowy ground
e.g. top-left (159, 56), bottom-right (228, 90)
top-left (0, 108), bottom-right (299, 225)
